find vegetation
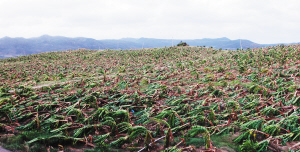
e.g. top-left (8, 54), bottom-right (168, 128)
top-left (177, 41), bottom-right (189, 46)
top-left (1, 45), bottom-right (300, 151)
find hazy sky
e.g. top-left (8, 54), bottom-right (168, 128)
top-left (0, 0), bottom-right (299, 44)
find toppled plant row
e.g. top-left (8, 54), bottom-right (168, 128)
top-left (1, 45), bottom-right (300, 151)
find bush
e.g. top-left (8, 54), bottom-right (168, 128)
top-left (177, 41), bottom-right (189, 46)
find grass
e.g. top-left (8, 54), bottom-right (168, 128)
top-left (0, 134), bottom-right (29, 151)
top-left (211, 134), bottom-right (239, 151)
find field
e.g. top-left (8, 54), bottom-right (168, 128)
top-left (1, 45), bottom-right (300, 151)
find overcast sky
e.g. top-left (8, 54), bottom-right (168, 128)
top-left (0, 0), bottom-right (299, 44)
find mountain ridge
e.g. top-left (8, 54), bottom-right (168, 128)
top-left (0, 35), bottom-right (294, 58)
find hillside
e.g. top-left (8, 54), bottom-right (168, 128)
top-left (1, 45), bottom-right (300, 151)
top-left (0, 35), bottom-right (281, 58)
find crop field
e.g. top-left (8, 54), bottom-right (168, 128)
top-left (1, 45), bottom-right (300, 151)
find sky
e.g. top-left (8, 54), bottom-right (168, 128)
top-left (0, 0), bottom-right (300, 44)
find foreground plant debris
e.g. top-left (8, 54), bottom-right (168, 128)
top-left (1, 45), bottom-right (300, 151)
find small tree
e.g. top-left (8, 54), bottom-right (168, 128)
top-left (177, 41), bottom-right (189, 46)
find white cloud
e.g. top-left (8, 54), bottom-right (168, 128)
top-left (0, 0), bottom-right (300, 43)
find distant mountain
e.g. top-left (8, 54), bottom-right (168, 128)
top-left (120, 37), bottom-right (271, 50)
top-left (0, 35), bottom-right (141, 57)
top-left (0, 35), bottom-right (285, 58)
